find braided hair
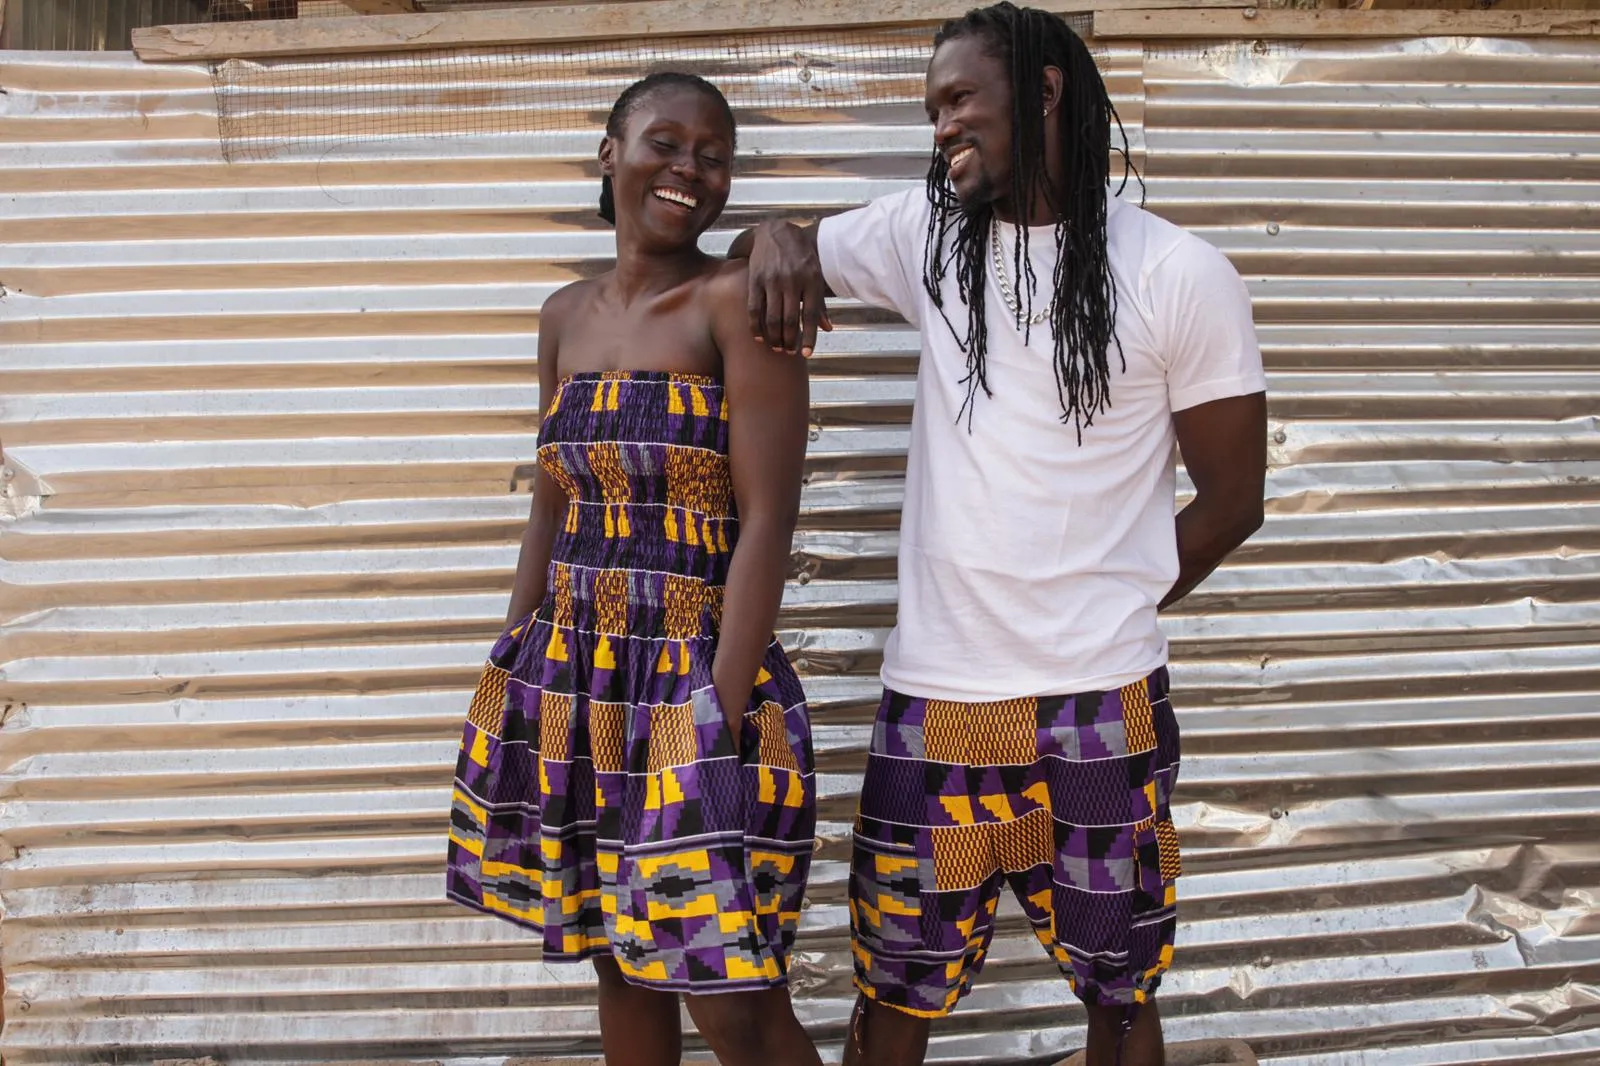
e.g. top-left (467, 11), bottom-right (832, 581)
top-left (598, 72), bottom-right (737, 225)
top-left (923, 3), bottom-right (1142, 437)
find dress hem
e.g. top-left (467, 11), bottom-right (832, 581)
top-left (446, 889), bottom-right (793, 994)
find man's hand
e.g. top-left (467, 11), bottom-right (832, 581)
top-left (740, 220), bottom-right (832, 358)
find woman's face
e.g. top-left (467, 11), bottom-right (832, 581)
top-left (601, 87), bottom-right (734, 249)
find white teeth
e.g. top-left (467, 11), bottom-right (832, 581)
top-left (949, 146), bottom-right (974, 172)
top-left (653, 188), bottom-right (698, 208)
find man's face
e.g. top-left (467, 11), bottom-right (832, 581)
top-left (925, 34), bottom-right (1014, 211)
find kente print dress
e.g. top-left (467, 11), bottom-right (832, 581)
top-left (447, 371), bottom-right (816, 992)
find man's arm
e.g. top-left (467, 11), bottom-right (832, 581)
top-left (1161, 391), bottom-right (1267, 609)
top-left (727, 220), bottom-right (832, 358)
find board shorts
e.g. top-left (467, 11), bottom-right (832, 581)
top-left (848, 668), bottom-right (1181, 1016)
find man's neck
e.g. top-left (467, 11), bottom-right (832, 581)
top-left (991, 170), bottom-right (1072, 226)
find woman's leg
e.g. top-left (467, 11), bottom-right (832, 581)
top-left (595, 955), bottom-right (683, 1066)
top-left (683, 986), bottom-right (822, 1066)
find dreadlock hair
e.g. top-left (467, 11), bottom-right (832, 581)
top-left (923, 3), bottom-right (1142, 437)
top-left (598, 72), bottom-right (737, 225)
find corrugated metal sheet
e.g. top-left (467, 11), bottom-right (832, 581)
top-left (2, 0), bottom-right (207, 50)
top-left (2, 31), bottom-right (1598, 1066)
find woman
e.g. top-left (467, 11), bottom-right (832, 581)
top-left (445, 73), bottom-right (820, 1066)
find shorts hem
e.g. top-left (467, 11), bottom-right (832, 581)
top-left (854, 976), bottom-right (960, 1020)
top-left (1066, 971), bottom-right (1169, 1009)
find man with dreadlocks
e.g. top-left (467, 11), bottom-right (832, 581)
top-left (731, 4), bottom-right (1266, 1063)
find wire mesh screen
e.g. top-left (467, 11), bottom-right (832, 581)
top-left (213, 1), bottom-right (1097, 18)
top-left (204, 1), bottom-right (662, 17)
top-left (209, 20), bottom-right (1109, 164)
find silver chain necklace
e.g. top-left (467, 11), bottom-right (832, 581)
top-left (990, 220), bottom-right (1052, 326)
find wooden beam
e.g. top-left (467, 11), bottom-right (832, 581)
top-left (336, 0), bottom-right (421, 12)
top-left (1095, 7), bottom-right (1600, 38)
top-left (133, 0), bottom-right (1247, 61)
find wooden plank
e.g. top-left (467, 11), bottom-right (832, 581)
top-left (335, 0), bottom-right (421, 12)
top-left (1375, 0), bottom-right (1600, 8)
top-left (133, 0), bottom-right (1247, 61)
top-left (1095, 7), bottom-right (1600, 38)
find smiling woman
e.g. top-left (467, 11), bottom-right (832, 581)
top-left (596, 71), bottom-right (737, 228)
top-left (443, 72), bottom-right (822, 1066)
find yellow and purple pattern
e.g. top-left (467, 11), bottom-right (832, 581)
top-left (447, 371), bottom-right (815, 993)
top-left (850, 671), bottom-right (1181, 1015)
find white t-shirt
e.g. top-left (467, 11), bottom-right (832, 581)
top-left (817, 188), bottom-right (1265, 701)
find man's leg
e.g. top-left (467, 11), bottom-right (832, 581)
top-left (1024, 670), bottom-right (1179, 1066)
top-left (842, 993), bottom-right (932, 1066)
top-left (1085, 1001), bottom-right (1163, 1066)
top-left (594, 954), bottom-right (683, 1066)
top-left (847, 689), bottom-right (1008, 1066)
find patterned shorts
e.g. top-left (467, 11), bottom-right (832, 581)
top-left (848, 669), bottom-right (1181, 1017)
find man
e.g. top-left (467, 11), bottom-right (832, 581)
top-left (731, 5), bottom-right (1267, 1063)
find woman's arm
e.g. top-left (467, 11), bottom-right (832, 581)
top-left (504, 285), bottom-right (578, 625)
top-left (708, 264), bottom-right (811, 736)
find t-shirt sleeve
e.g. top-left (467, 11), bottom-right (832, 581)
top-left (815, 188), bottom-right (928, 326)
top-left (1152, 235), bottom-right (1267, 412)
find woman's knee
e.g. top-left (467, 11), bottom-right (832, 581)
top-left (593, 953), bottom-right (628, 987)
top-left (594, 954), bottom-right (672, 1008)
top-left (686, 989), bottom-right (793, 1056)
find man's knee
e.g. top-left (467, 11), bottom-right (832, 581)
top-left (862, 996), bottom-right (932, 1037)
top-left (1084, 999), bottom-right (1160, 1029)
top-left (849, 995), bottom-right (934, 1066)
top-left (1083, 1000), bottom-right (1164, 1066)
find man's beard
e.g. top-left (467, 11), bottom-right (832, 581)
top-left (956, 169), bottom-right (1003, 213)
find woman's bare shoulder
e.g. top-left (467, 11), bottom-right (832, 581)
top-left (542, 276), bottom-right (601, 329)
top-left (704, 257), bottom-right (750, 300)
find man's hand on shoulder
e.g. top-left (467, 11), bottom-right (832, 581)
top-left (737, 220), bottom-right (832, 359)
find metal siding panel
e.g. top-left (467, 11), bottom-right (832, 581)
top-left (2, 32), bottom-right (1598, 1065)
top-left (5, 0), bottom-right (200, 50)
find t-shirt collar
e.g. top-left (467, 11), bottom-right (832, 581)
top-left (992, 186), bottom-right (1123, 239)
